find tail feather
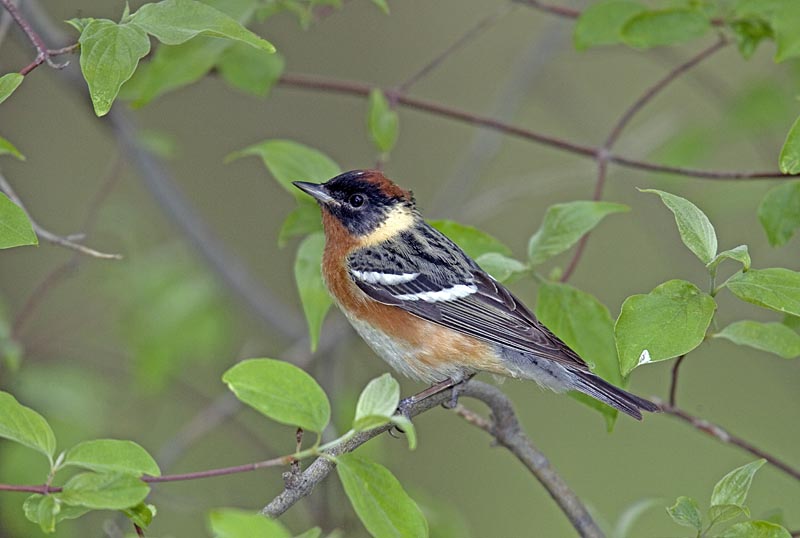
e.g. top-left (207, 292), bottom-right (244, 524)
top-left (572, 371), bottom-right (660, 420)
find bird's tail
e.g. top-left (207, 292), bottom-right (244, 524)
top-left (571, 370), bottom-right (660, 420)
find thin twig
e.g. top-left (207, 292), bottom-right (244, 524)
top-left (657, 400), bottom-right (800, 482)
top-left (0, 171), bottom-right (122, 259)
top-left (262, 380), bottom-right (603, 538)
top-left (560, 37), bottom-right (728, 282)
top-left (393, 5), bottom-right (513, 96)
top-left (277, 73), bottom-right (789, 180)
top-left (512, 0), bottom-right (580, 19)
top-left (669, 355), bottom-right (687, 407)
top-left (0, 0), bottom-right (70, 74)
top-left (134, 524), bottom-right (145, 537)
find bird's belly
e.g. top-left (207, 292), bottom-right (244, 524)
top-left (344, 313), bottom-right (473, 383)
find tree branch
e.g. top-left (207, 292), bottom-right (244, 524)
top-left (277, 73), bottom-right (789, 180)
top-left (656, 400), bottom-right (800, 482)
top-left (0, 170), bottom-right (122, 259)
top-left (0, 0), bottom-right (71, 74)
top-left (262, 380), bottom-right (604, 538)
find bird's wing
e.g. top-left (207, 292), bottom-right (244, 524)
top-left (346, 226), bottom-right (590, 371)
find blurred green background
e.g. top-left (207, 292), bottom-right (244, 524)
top-left (0, 0), bottom-right (798, 536)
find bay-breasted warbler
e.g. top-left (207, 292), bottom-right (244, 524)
top-left (294, 170), bottom-right (658, 419)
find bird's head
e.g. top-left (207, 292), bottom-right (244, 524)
top-left (293, 170), bottom-right (418, 245)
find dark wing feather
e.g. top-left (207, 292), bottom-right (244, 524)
top-left (348, 226), bottom-right (590, 372)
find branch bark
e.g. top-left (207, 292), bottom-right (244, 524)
top-left (263, 380), bottom-right (604, 538)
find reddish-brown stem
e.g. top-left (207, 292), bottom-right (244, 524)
top-left (277, 73), bottom-right (789, 180)
top-left (657, 401), bottom-right (800, 482)
top-left (134, 524), bottom-right (145, 537)
top-left (0, 0), bottom-right (72, 75)
top-left (669, 354), bottom-right (688, 407)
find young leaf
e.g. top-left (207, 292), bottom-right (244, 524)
top-left (337, 454), bottom-right (429, 538)
top-left (78, 20), bottom-right (151, 116)
top-left (227, 140), bottom-right (341, 199)
top-left (779, 116), bottom-right (800, 174)
top-left (0, 136), bottom-right (25, 161)
top-left (63, 439), bottom-right (161, 477)
top-left (130, 0), bottom-right (275, 51)
top-left (24, 494), bottom-right (90, 530)
top-left (61, 472), bottom-right (150, 510)
top-left (0, 391), bottom-right (55, 461)
top-left (208, 508), bottom-right (291, 538)
top-left (719, 521), bottom-right (792, 538)
top-left (218, 45), bottom-right (285, 97)
top-left (370, 0), bottom-right (390, 15)
top-left (710, 459), bottom-right (766, 507)
top-left (474, 252), bottom-right (528, 283)
top-left (222, 358), bottom-right (331, 432)
top-left (706, 245), bottom-right (751, 274)
top-left (573, 0), bottom-right (645, 50)
top-left (535, 281), bottom-right (622, 429)
top-left (615, 280), bottom-right (716, 376)
top-left (429, 220), bottom-right (513, 258)
top-left (294, 232), bottom-right (332, 352)
top-left (724, 268), bottom-right (800, 316)
top-left (353, 373), bottom-right (400, 430)
top-left (708, 504), bottom-right (749, 526)
top-left (527, 201), bottom-right (629, 266)
top-left (0, 73), bottom-right (23, 105)
top-left (621, 9), bottom-right (710, 48)
top-left (123, 502), bottom-right (157, 528)
top-left (0, 192), bottom-right (38, 249)
top-left (666, 496), bottom-right (702, 530)
top-left (713, 321), bottom-right (800, 359)
top-left (758, 180), bottom-right (800, 246)
top-left (640, 189), bottom-right (717, 264)
top-left (278, 201), bottom-right (323, 247)
top-left (367, 89), bottom-right (399, 154)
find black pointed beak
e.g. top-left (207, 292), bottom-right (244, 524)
top-left (292, 181), bottom-right (336, 205)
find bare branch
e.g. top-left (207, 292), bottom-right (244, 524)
top-left (263, 380), bottom-right (604, 538)
top-left (277, 73), bottom-right (789, 180)
top-left (657, 400), bottom-right (800, 482)
top-left (0, 0), bottom-right (71, 74)
top-left (0, 170), bottom-right (122, 259)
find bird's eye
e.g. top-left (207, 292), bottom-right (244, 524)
top-left (348, 193), bottom-right (365, 208)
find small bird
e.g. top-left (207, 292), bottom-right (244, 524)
top-left (294, 170), bottom-right (659, 420)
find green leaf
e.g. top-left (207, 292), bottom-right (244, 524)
top-left (294, 528), bottom-right (322, 538)
top-left (0, 192), bottom-right (38, 249)
top-left (353, 373), bottom-right (400, 430)
top-left (714, 320), bottom-right (800, 359)
top-left (123, 502), bottom-right (157, 528)
top-left (725, 268), bottom-right (800, 316)
top-left (337, 454), bottom-right (428, 538)
top-left (780, 116), bottom-right (800, 174)
top-left (708, 504), bottom-right (749, 526)
top-left (367, 89), bottom-right (399, 153)
top-left (370, 0), bottom-right (390, 15)
top-left (227, 139), bottom-right (341, 200)
top-left (429, 219), bottom-right (513, 258)
top-left (0, 136), bottom-right (25, 161)
top-left (0, 73), bottom-right (23, 105)
top-left (720, 521), bottom-right (792, 538)
top-left (771, 4), bottom-right (800, 62)
top-left (389, 415), bottom-right (417, 450)
top-left (78, 19), bottom-right (151, 116)
top-left (666, 496), bottom-right (702, 530)
top-left (535, 281), bottom-right (622, 428)
top-left (0, 391), bottom-right (55, 461)
top-left (279, 201), bottom-right (322, 247)
top-left (130, 0), bottom-right (274, 51)
top-left (527, 201), bottom-right (629, 265)
top-left (784, 313), bottom-right (800, 331)
top-left (208, 508), bottom-right (291, 538)
top-left (295, 232), bottom-right (332, 352)
top-left (24, 494), bottom-right (90, 530)
top-left (615, 280), bottom-right (716, 376)
top-left (707, 245), bottom-right (751, 274)
top-left (61, 472), bottom-right (149, 510)
top-left (218, 45), bottom-right (284, 97)
top-left (711, 459), bottom-right (766, 507)
top-left (641, 189), bottom-right (717, 264)
top-left (573, 0), bottom-right (646, 50)
top-left (63, 439), bottom-right (161, 477)
top-left (730, 18), bottom-right (774, 59)
top-left (222, 358), bottom-right (331, 432)
top-left (474, 252), bottom-right (528, 283)
top-left (758, 181), bottom-right (800, 246)
top-left (621, 8), bottom-right (710, 48)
